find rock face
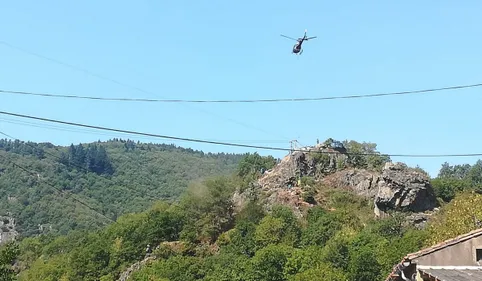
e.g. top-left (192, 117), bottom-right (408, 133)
top-left (238, 144), bottom-right (350, 218)
top-left (406, 211), bottom-right (438, 230)
top-left (322, 169), bottom-right (380, 198)
top-left (258, 145), bottom-right (348, 190)
top-left (243, 143), bottom-right (439, 221)
top-left (117, 256), bottom-right (155, 281)
top-left (263, 187), bottom-right (312, 218)
top-left (323, 162), bottom-right (439, 215)
top-left (0, 215), bottom-right (18, 245)
top-left (375, 162), bottom-right (438, 214)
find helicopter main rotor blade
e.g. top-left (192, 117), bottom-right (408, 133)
top-left (280, 34), bottom-right (298, 41)
top-left (306, 36), bottom-right (317, 40)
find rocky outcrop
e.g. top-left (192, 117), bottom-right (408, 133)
top-left (258, 144), bottom-right (348, 190)
top-left (323, 162), bottom-right (439, 216)
top-left (233, 183), bottom-right (310, 218)
top-left (323, 162), bottom-right (439, 215)
top-left (263, 187), bottom-right (312, 218)
top-left (117, 256), bottom-right (155, 281)
top-left (239, 141), bottom-right (440, 224)
top-left (375, 162), bottom-right (438, 214)
top-left (233, 143), bottom-right (350, 218)
top-left (405, 210), bottom-right (439, 230)
top-left (322, 169), bottom-right (380, 198)
top-left (0, 215), bottom-right (18, 245)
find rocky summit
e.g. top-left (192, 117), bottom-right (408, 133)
top-left (236, 140), bottom-right (440, 225)
top-left (257, 141), bottom-right (349, 190)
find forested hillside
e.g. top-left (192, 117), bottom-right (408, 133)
top-left (0, 138), bottom-right (244, 237)
top-left (1, 139), bottom-right (482, 281)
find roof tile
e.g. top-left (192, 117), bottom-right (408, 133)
top-left (419, 266), bottom-right (482, 281)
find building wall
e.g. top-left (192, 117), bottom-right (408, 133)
top-left (415, 236), bottom-right (482, 266)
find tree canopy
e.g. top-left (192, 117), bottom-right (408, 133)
top-left (0, 138), bottom-right (244, 237)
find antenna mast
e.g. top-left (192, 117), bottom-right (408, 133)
top-left (289, 139), bottom-right (301, 155)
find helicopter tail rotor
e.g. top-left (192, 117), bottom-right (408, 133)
top-left (303, 29), bottom-right (317, 41)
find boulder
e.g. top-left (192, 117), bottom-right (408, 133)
top-left (375, 162), bottom-right (438, 214)
top-left (322, 162), bottom-right (439, 216)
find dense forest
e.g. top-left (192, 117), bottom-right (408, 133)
top-left (0, 138), bottom-right (245, 237)
top-left (1, 138), bottom-right (482, 281)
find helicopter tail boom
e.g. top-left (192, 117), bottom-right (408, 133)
top-left (302, 30), bottom-right (317, 41)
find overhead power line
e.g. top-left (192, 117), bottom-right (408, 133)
top-left (0, 129), bottom-right (188, 203)
top-left (1, 82), bottom-right (481, 103)
top-left (0, 116), bottom-right (287, 144)
top-left (0, 40), bottom-right (293, 142)
top-left (1, 110), bottom-right (482, 158)
top-left (0, 153), bottom-right (114, 224)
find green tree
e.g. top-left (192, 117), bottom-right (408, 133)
top-left (343, 140), bottom-right (390, 171)
top-left (368, 213), bottom-right (406, 239)
top-left (236, 153), bottom-right (277, 179)
top-left (320, 229), bottom-right (354, 271)
top-left (301, 207), bottom-right (344, 247)
top-left (249, 245), bottom-right (292, 281)
top-left (220, 220), bottom-right (258, 257)
top-left (290, 263), bottom-right (347, 281)
top-left (254, 216), bottom-right (286, 248)
top-left (235, 200), bottom-right (266, 225)
top-left (438, 162), bottom-right (471, 179)
top-left (346, 230), bottom-right (385, 281)
top-left (0, 242), bottom-right (19, 281)
top-left (431, 177), bottom-right (471, 202)
top-left (467, 160), bottom-right (482, 187)
top-left (129, 255), bottom-right (205, 281)
top-left (348, 247), bottom-right (382, 281)
top-left (425, 192), bottom-right (482, 246)
top-left (203, 253), bottom-right (250, 281)
top-left (179, 176), bottom-right (238, 243)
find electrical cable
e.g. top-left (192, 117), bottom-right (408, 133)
top-left (0, 41), bottom-right (293, 142)
top-left (1, 82), bottom-right (481, 103)
top-left (0, 117), bottom-right (287, 144)
top-left (0, 153), bottom-right (114, 224)
top-left (0, 129), bottom-right (178, 203)
top-left (1, 110), bottom-right (482, 158)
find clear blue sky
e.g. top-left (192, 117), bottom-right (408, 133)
top-left (1, 1), bottom-right (481, 177)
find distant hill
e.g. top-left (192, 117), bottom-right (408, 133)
top-left (0, 138), bottom-right (245, 238)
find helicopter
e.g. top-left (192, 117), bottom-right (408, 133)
top-left (280, 29), bottom-right (317, 55)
